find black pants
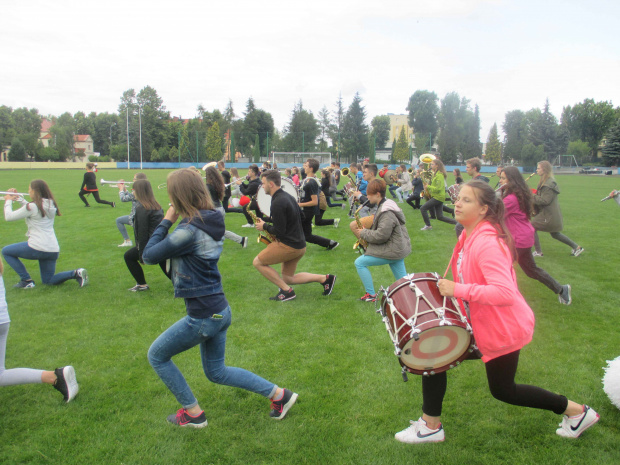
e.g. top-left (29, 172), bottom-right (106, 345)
top-left (242, 200), bottom-right (264, 225)
top-left (421, 350), bottom-right (568, 417)
top-left (420, 199), bottom-right (457, 227)
top-left (516, 247), bottom-right (562, 294)
top-left (325, 194), bottom-right (342, 208)
top-left (301, 210), bottom-right (332, 247)
top-left (124, 247), bottom-right (169, 285)
top-left (314, 209), bottom-right (334, 226)
top-left (406, 193), bottom-right (421, 209)
top-left (222, 194), bottom-right (243, 213)
top-left (78, 189), bottom-right (114, 207)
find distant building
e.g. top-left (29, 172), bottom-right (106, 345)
top-left (38, 118), bottom-right (94, 160)
top-left (387, 114), bottom-right (414, 148)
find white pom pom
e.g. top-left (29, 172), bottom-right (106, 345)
top-left (602, 355), bottom-right (620, 410)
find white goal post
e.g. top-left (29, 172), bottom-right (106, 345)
top-left (270, 152), bottom-right (332, 166)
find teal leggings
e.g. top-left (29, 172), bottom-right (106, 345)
top-left (354, 255), bottom-right (407, 295)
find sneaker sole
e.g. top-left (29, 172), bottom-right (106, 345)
top-left (167, 417), bottom-right (208, 428)
top-left (573, 248), bottom-right (584, 257)
top-left (62, 366), bottom-right (79, 403)
top-left (272, 392), bottom-right (298, 420)
top-left (557, 411), bottom-right (600, 438)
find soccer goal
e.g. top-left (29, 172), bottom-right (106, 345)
top-left (270, 152), bottom-right (332, 167)
top-left (553, 155), bottom-right (579, 173)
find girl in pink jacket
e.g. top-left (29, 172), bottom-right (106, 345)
top-left (394, 181), bottom-right (599, 444)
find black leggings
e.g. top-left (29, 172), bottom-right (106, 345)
top-left (314, 209), bottom-right (335, 226)
top-left (420, 198), bottom-right (457, 227)
top-left (78, 189), bottom-right (114, 207)
top-left (421, 350), bottom-right (568, 417)
top-left (124, 247), bottom-right (169, 285)
top-left (516, 247), bottom-right (562, 294)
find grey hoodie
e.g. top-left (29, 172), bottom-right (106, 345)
top-left (359, 198), bottom-right (411, 260)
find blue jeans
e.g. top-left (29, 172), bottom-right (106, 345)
top-left (1, 242), bottom-right (76, 284)
top-left (147, 306), bottom-right (277, 409)
top-left (116, 215), bottom-right (131, 241)
top-left (355, 255), bottom-right (407, 295)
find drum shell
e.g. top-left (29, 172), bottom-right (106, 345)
top-left (383, 170), bottom-right (398, 186)
top-left (381, 273), bottom-right (473, 376)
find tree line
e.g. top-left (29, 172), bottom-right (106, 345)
top-left (2, 86), bottom-right (619, 165)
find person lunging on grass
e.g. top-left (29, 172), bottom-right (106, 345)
top-left (143, 169), bottom-right (297, 427)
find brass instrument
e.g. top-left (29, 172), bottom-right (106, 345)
top-left (245, 204), bottom-right (275, 245)
top-left (408, 167), bottom-right (414, 174)
top-left (419, 154), bottom-right (436, 200)
top-left (601, 190), bottom-right (619, 202)
top-left (0, 191), bottom-right (30, 197)
top-left (353, 201), bottom-right (370, 254)
top-left (101, 179), bottom-right (134, 187)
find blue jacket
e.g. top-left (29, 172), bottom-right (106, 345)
top-left (143, 209), bottom-right (226, 299)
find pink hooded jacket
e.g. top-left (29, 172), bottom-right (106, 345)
top-left (448, 221), bottom-right (535, 362)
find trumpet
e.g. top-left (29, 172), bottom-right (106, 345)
top-left (101, 179), bottom-right (134, 187)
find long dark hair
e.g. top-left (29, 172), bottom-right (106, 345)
top-left (132, 180), bottom-right (161, 211)
top-left (501, 167), bottom-right (533, 219)
top-left (204, 166), bottom-right (225, 201)
top-left (29, 179), bottom-right (60, 217)
top-left (466, 180), bottom-right (515, 260)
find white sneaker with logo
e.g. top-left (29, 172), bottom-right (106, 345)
top-left (556, 405), bottom-right (599, 438)
top-left (395, 418), bottom-right (445, 444)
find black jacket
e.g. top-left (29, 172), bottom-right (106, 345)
top-left (240, 178), bottom-right (261, 197)
top-left (264, 188), bottom-right (306, 250)
top-left (133, 205), bottom-right (164, 261)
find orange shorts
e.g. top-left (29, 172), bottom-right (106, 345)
top-left (257, 241), bottom-right (306, 267)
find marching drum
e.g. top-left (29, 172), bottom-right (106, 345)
top-left (383, 169), bottom-right (398, 186)
top-left (378, 272), bottom-right (474, 377)
top-left (256, 177), bottom-right (299, 217)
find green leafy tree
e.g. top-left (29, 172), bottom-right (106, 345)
top-left (393, 126), bottom-right (410, 162)
top-left (11, 107), bottom-right (41, 157)
top-left (462, 104), bottom-right (482, 158)
top-left (521, 143), bottom-right (545, 167)
top-left (566, 140), bottom-right (591, 165)
top-left (0, 105), bottom-right (16, 153)
top-left (317, 106), bottom-right (333, 151)
top-left (169, 146), bottom-right (178, 162)
top-left (329, 94), bottom-right (345, 159)
top-left (206, 122), bottom-right (223, 161)
top-left (8, 137), bottom-right (27, 161)
top-left (407, 90), bottom-right (439, 155)
top-left (562, 99), bottom-right (619, 156)
top-left (253, 134), bottom-right (261, 163)
top-left (502, 110), bottom-right (527, 162)
top-left (341, 92), bottom-right (368, 161)
top-left (437, 92), bottom-right (471, 163)
top-left (283, 100), bottom-right (319, 152)
top-left (485, 123), bottom-right (502, 165)
top-left (414, 133), bottom-right (430, 155)
top-left (370, 115), bottom-right (390, 149)
top-left (602, 118), bottom-right (620, 166)
top-left (390, 138), bottom-right (396, 163)
top-left (179, 124), bottom-right (192, 162)
top-left (111, 144), bottom-right (128, 162)
top-left (150, 148), bottom-right (161, 161)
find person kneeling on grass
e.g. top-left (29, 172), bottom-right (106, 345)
top-left (142, 168), bottom-right (297, 427)
top-left (2, 180), bottom-right (87, 289)
top-left (0, 260), bottom-right (78, 402)
top-left (353, 179), bottom-right (411, 302)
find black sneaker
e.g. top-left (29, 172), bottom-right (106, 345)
top-left (13, 280), bottom-right (35, 289)
top-left (53, 366), bottom-right (79, 403)
top-left (241, 236), bottom-right (248, 248)
top-left (327, 241), bottom-right (339, 250)
top-left (322, 274), bottom-right (336, 296)
top-left (166, 408), bottom-right (208, 428)
top-left (269, 288), bottom-right (296, 301)
top-left (269, 389), bottom-right (298, 420)
top-left (111, 202), bottom-right (116, 208)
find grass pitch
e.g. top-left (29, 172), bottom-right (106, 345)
top-left (0, 168), bottom-right (619, 465)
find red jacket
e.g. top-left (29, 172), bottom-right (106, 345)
top-left (448, 221), bottom-right (535, 362)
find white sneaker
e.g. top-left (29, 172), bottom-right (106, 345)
top-left (241, 237), bottom-right (248, 248)
top-left (118, 240), bottom-right (132, 247)
top-left (395, 418), bottom-right (445, 444)
top-left (420, 225), bottom-right (433, 231)
top-left (556, 405), bottom-right (599, 438)
top-left (242, 223), bottom-right (255, 228)
top-left (532, 251), bottom-right (543, 257)
top-left (572, 247), bottom-right (584, 257)
top-left (558, 284), bottom-right (572, 305)
top-left (334, 218), bottom-right (340, 228)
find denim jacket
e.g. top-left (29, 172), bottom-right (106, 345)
top-left (142, 210), bottom-right (225, 299)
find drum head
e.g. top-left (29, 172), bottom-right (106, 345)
top-left (400, 325), bottom-right (471, 373)
top-left (256, 178), bottom-right (299, 217)
top-left (383, 170), bottom-right (397, 185)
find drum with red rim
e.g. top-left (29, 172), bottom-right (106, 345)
top-left (378, 272), bottom-right (474, 376)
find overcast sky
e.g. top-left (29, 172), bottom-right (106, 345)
top-left (2, 0), bottom-right (619, 141)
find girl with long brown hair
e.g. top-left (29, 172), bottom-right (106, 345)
top-left (499, 167), bottom-right (571, 304)
top-left (394, 181), bottom-right (598, 444)
top-left (142, 169), bottom-right (297, 427)
top-left (123, 179), bottom-right (167, 291)
top-left (205, 166), bottom-right (248, 247)
top-left (3, 180), bottom-right (87, 288)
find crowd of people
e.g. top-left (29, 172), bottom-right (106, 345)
top-left (0, 157), bottom-right (602, 442)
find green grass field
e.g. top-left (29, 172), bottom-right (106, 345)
top-left (0, 168), bottom-right (619, 465)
